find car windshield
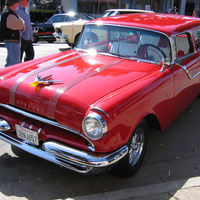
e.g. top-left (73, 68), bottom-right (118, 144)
top-left (102, 11), bottom-right (117, 17)
top-left (76, 24), bottom-right (172, 63)
top-left (47, 13), bottom-right (86, 23)
top-left (47, 15), bottom-right (67, 23)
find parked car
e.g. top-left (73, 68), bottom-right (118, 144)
top-left (0, 15), bottom-right (2, 42)
top-left (102, 8), bottom-right (154, 17)
top-left (32, 23), bottom-right (55, 43)
top-left (32, 12), bottom-right (92, 43)
top-left (0, 13), bottom-right (200, 177)
top-left (53, 12), bottom-right (94, 46)
top-left (54, 9), bottom-right (154, 46)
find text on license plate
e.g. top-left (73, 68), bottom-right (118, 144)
top-left (16, 124), bottom-right (39, 145)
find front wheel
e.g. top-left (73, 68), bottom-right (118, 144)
top-left (112, 119), bottom-right (148, 177)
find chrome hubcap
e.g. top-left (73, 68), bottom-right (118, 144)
top-left (129, 128), bottom-right (144, 166)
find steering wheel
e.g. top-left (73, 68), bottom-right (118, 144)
top-left (137, 44), bottom-right (166, 61)
top-left (83, 32), bottom-right (98, 45)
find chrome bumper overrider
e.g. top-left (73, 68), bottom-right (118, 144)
top-left (0, 131), bottom-right (128, 175)
top-left (53, 32), bottom-right (68, 43)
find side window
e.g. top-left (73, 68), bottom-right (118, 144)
top-left (193, 29), bottom-right (200, 51)
top-left (174, 33), bottom-right (193, 58)
top-left (51, 15), bottom-right (66, 22)
top-left (68, 16), bottom-right (78, 22)
top-left (78, 26), bottom-right (108, 48)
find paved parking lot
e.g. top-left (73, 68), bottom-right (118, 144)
top-left (0, 42), bottom-right (70, 68)
top-left (0, 42), bottom-right (200, 199)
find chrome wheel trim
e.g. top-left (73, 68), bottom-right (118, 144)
top-left (129, 127), bottom-right (145, 166)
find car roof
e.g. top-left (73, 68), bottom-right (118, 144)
top-left (87, 13), bottom-right (200, 36)
top-left (53, 12), bottom-right (78, 16)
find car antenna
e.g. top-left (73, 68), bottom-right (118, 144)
top-left (71, 21), bottom-right (74, 48)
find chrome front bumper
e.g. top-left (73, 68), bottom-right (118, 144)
top-left (0, 131), bottom-right (128, 175)
top-left (53, 32), bottom-right (68, 43)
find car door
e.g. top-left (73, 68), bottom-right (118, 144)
top-left (172, 32), bottom-right (200, 115)
top-left (193, 28), bottom-right (200, 91)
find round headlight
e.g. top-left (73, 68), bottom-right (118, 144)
top-left (82, 113), bottom-right (107, 140)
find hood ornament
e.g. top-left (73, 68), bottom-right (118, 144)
top-left (30, 73), bottom-right (63, 87)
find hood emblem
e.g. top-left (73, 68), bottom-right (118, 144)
top-left (30, 73), bottom-right (63, 87)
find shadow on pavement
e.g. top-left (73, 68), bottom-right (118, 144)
top-left (0, 98), bottom-right (200, 199)
top-left (59, 47), bottom-right (71, 52)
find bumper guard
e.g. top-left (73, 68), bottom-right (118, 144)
top-left (53, 32), bottom-right (68, 43)
top-left (0, 131), bottom-right (128, 175)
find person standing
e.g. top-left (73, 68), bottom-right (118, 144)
top-left (54, 5), bottom-right (65, 14)
top-left (171, 6), bottom-right (178, 14)
top-left (16, 0), bottom-right (34, 62)
top-left (0, 0), bottom-right (26, 67)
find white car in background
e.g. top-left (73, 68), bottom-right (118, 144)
top-left (53, 12), bottom-right (93, 46)
top-left (54, 9), bottom-right (154, 47)
top-left (102, 9), bottom-right (154, 17)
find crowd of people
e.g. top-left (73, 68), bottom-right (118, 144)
top-left (0, 0), bottom-right (66, 67)
top-left (0, 0), bottom-right (34, 67)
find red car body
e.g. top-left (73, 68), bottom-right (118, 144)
top-left (0, 13), bottom-right (200, 177)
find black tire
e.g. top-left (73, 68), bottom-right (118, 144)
top-left (48, 40), bottom-right (54, 43)
top-left (112, 119), bottom-right (148, 177)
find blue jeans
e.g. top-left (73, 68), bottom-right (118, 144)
top-left (4, 41), bottom-right (21, 67)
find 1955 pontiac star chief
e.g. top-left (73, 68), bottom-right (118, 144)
top-left (0, 13), bottom-right (200, 177)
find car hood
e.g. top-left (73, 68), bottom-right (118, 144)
top-left (32, 22), bottom-right (53, 28)
top-left (0, 50), bottom-right (159, 131)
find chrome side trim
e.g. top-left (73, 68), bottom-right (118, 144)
top-left (0, 103), bottom-right (95, 151)
top-left (0, 131), bottom-right (128, 174)
top-left (177, 61), bottom-right (200, 79)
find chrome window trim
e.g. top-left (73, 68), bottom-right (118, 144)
top-left (172, 31), bottom-right (195, 60)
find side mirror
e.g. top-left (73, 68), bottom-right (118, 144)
top-left (160, 58), bottom-right (170, 72)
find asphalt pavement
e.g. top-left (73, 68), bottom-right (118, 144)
top-left (0, 42), bottom-right (200, 200)
top-left (0, 42), bottom-right (70, 68)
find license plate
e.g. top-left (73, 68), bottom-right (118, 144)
top-left (16, 124), bottom-right (39, 145)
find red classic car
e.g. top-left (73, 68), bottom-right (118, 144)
top-left (0, 13), bottom-right (200, 177)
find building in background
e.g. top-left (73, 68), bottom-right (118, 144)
top-left (74, 0), bottom-right (200, 17)
top-left (0, 0), bottom-right (199, 22)
top-left (29, 0), bottom-right (62, 22)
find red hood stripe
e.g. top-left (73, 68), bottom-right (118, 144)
top-left (9, 53), bottom-right (84, 105)
top-left (47, 59), bottom-right (124, 119)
